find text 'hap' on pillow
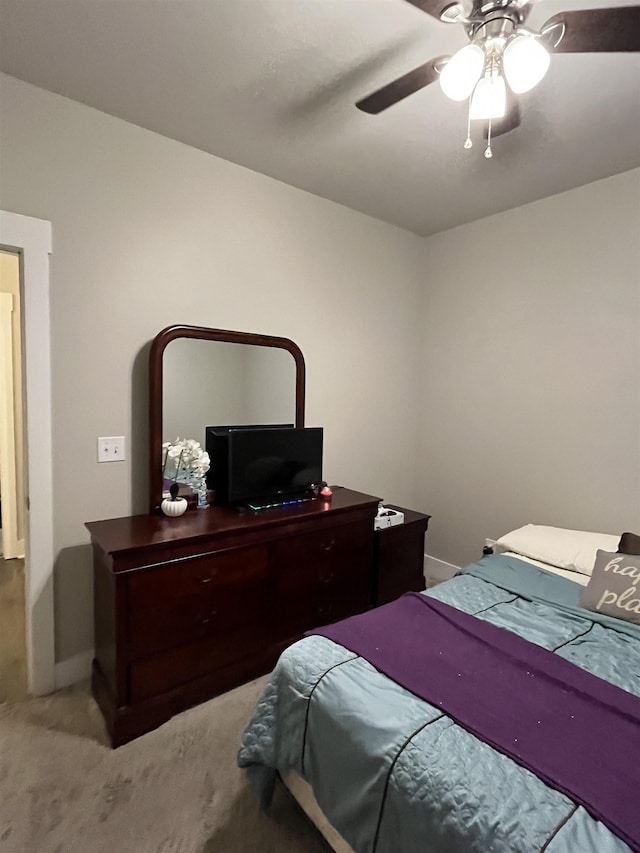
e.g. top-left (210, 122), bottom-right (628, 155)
top-left (580, 550), bottom-right (640, 625)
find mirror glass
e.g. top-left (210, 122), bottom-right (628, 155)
top-left (162, 338), bottom-right (297, 448)
top-left (149, 325), bottom-right (305, 511)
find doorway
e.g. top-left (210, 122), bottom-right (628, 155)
top-left (0, 249), bottom-right (27, 701)
top-left (1, 210), bottom-right (54, 697)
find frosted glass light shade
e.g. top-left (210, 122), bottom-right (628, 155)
top-left (439, 45), bottom-right (485, 101)
top-left (503, 36), bottom-right (550, 94)
top-left (469, 73), bottom-right (507, 120)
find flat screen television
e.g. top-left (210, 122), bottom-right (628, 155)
top-left (227, 427), bottom-right (323, 508)
top-left (205, 424), bottom-right (294, 500)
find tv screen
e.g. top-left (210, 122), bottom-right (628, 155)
top-left (205, 424), bottom-right (293, 496)
top-left (227, 427), bottom-right (323, 507)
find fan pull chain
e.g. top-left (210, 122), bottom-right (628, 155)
top-left (485, 118), bottom-right (493, 159)
top-left (464, 99), bottom-right (472, 150)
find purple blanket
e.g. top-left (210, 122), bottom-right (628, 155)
top-left (308, 593), bottom-right (640, 852)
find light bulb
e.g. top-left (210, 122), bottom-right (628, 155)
top-left (469, 73), bottom-right (506, 120)
top-left (439, 44), bottom-right (485, 102)
top-left (503, 35), bottom-right (550, 94)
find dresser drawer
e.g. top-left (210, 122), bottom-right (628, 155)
top-left (273, 520), bottom-right (373, 641)
top-left (129, 618), bottom-right (268, 702)
top-left (273, 520), bottom-right (371, 581)
top-left (127, 545), bottom-right (268, 610)
top-left (284, 586), bottom-right (370, 638)
top-left (128, 575), bottom-right (269, 659)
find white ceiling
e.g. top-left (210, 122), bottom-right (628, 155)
top-left (1, 0), bottom-right (639, 235)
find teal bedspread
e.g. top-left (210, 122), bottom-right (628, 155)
top-left (238, 555), bottom-right (639, 853)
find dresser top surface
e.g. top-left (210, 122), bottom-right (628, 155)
top-left (86, 487), bottom-right (381, 555)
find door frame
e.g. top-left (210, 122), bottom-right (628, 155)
top-left (0, 210), bottom-right (54, 696)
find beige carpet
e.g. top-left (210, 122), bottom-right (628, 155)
top-left (0, 677), bottom-right (331, 853)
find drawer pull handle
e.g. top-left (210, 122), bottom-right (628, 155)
top-left (197, 569), bottom-right (217, 584)
top-left (200, 609), bottom-right (218, 625)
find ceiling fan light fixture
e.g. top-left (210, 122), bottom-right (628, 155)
top-left (469, 72), bottom-right (507, 120)
top-left (439, 2), bottom-right (467, 24)
top-left (439, 44), bottom-right (485, 101)
top-left (503, 35), bottom-right (551, 94)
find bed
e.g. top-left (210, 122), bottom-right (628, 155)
top-left (238, 526), bottom-right (640, 853)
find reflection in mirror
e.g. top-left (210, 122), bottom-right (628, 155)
top-left (149, 325), bottom-right (305, 512)
top-left (162, 338), bottom-right (297, 449)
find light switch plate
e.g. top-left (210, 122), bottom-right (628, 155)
top-left (98, 435), bottom-right (126, 463)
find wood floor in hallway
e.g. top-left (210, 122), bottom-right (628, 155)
top-left (0, 553), bottom-right (28, 702)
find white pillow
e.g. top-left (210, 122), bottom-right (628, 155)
top-left (496, 524), bottom-right (620, 577)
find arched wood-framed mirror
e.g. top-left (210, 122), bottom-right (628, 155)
top-left (149, 325), bottom-right (306, 512)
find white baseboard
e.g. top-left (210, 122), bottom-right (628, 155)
top-left (423, 553), bottom-right (460, 583)
top-left (54, 649), bottom-right (94, 691)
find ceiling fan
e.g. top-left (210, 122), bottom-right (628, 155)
top-left (356, 1), bottom-right (640, 157)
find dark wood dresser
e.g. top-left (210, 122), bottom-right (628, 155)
top-left (373, 505), bottom-right (430, 606)
top-left (86, 487), bottom-right (380, 746)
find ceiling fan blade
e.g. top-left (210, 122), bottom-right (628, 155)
top-left (542, 6), bottom-right (640, 53)
top-left (403, 0), bottom-right (454, 20)
top-left (356, 56), bottom-right (449, 114)
top-left (483, 95), bottom-right (521, 140)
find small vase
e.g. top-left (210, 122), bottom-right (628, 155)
top-left (194, 482), bottom-right (208, 509)
top-left (161, 497), bottom-right (188, 517)
top-left (184, 473), bottom-right (208, 509)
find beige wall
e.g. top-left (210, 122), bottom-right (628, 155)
top-left (0, 74), bottom-right (424, 666)
top-left (417, 169), bottom-right (640, 568)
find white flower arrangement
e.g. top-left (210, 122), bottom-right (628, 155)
top-left (162, 438), bottom-right (210, 487)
